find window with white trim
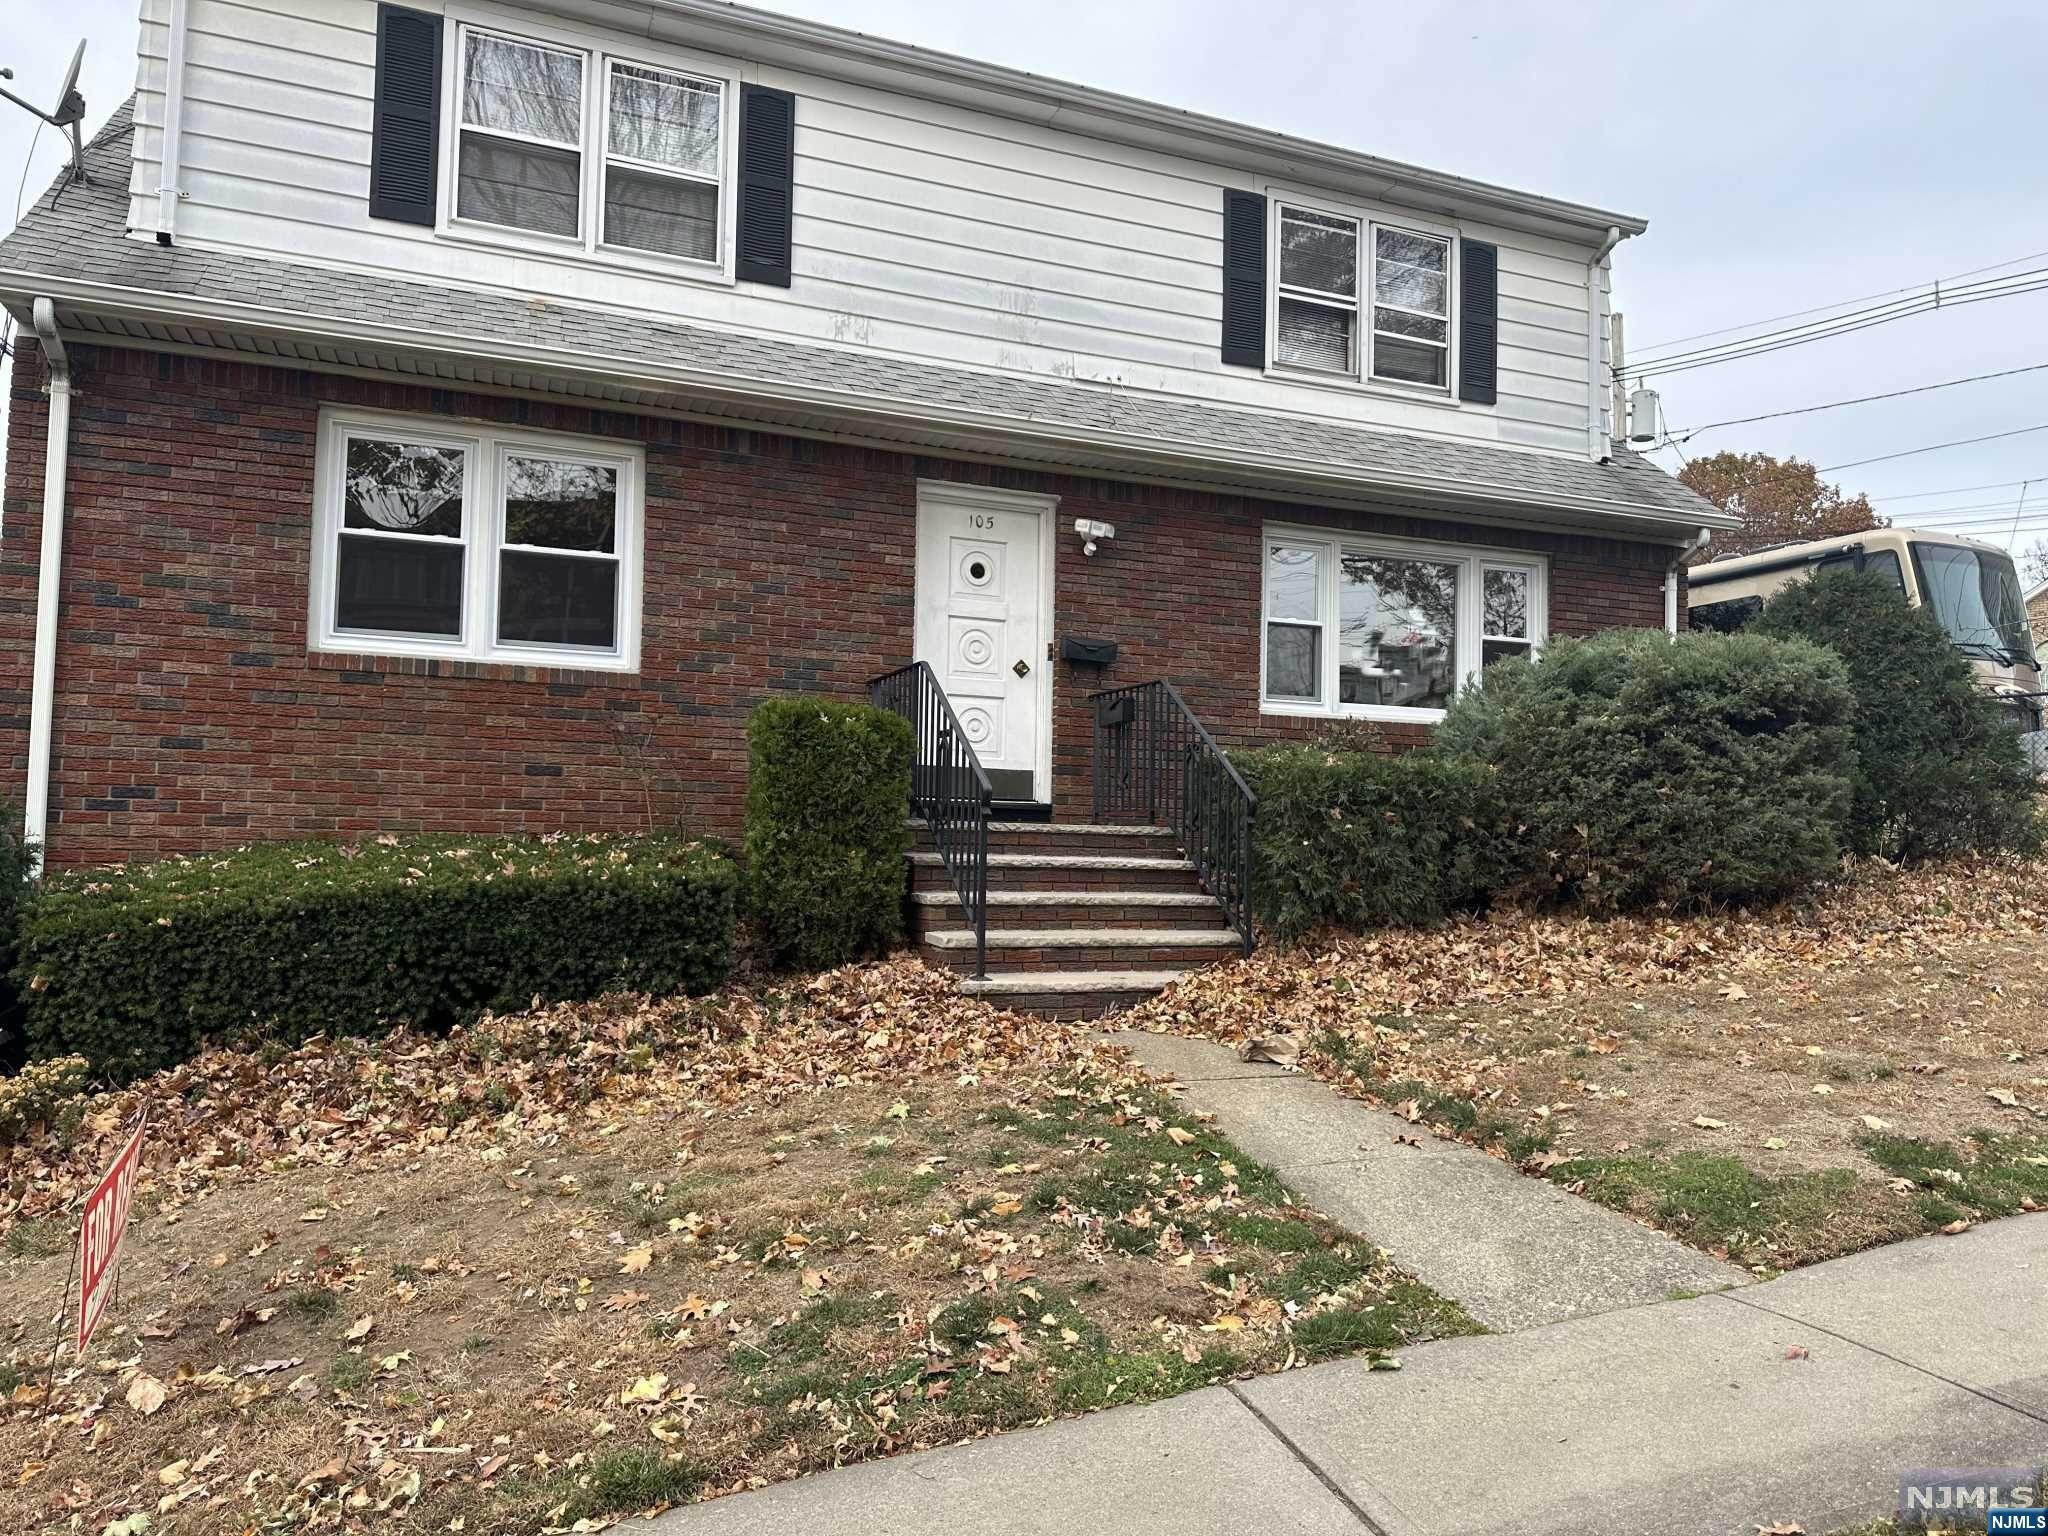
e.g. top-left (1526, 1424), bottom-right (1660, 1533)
top-left (1273, 204), bottom-right (1454, 391)
top-left (1261, 529), bottom-right (1544, 719)
top-left (312, 412), bottom-right (643, 672)
top-left (450, 23), bottom-right (729, 268)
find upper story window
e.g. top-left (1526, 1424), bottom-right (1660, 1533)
top-left (445, 22), bottom-right (731, 273)
top-left (1274, 203), bottom-right (1454, 391)
top-left (311, 409), bottom-right (644, 672)
top-left (1261, 526), bottom-right (1544, 721)
top-left (458, 32), bottom-right (586, 238)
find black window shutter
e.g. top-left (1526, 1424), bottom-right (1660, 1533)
top-left (369, 4), bottom-right (442, 226)
top-left (736, 85), bottom-right (796, 286)
top-left (1458, 238), bottom-right (1499, 405)
top-left (1220, 189), bottom-right (1267, 368)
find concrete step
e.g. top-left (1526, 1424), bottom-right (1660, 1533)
top-left (957, 968), bottom-right (1194, 1019)
top-left (908, 851), bottom-right (1199, 894)
top-left (921, 926), bottom-right (1243, 972)
top-left (909, 890), bottom-right (1230, 932)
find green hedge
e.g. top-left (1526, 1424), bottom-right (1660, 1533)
top-left (14, 832), bottom-right (737, 1080)
top-left (1753, 569), bottom-right (2043, 861)
top-left (1435, 628), bottom-right (1857, 911)
top-left (1236, 745), bottom-right (1512, 941)
top-left (744, 696), bottom-right (913, 970)
top-left (0, 803), bottom-right (34, 1067)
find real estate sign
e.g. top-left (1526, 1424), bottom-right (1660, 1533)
top-left (76, 1111), bottom-right (147, 1353)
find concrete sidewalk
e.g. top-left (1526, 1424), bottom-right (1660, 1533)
top-left (1112, 1030), bottom-right (1748, 1329)
top-left (651, 1219), bottom-right (2048, 1536)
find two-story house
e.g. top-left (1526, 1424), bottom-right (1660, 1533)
top-left (0, 0), bottom-right (1727, 1002)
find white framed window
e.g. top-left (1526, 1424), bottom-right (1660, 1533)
top-left (603, 60), bottom-right (723, 262)
top-left (1260, 526), bottom-right (1545, 722)
top-left (1271, 199), bottom-right (1456, 394)
top-left (311, 409), bottom-right (644, 672)
top-left (441, 17), bottom-right (735, 278)
top-left (456, 29), bottom-right (587, 241)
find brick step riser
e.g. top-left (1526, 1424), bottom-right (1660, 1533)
top-left (910, 903), bottom-right (1231, 932)
top-left (915, 832), bottom-right (1180, 857)
top-left (910, 864), bottom-right (1202, 895)
top-left (924, 943), bottom-right (1235, 972)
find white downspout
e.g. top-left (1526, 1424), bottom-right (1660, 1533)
top-left (1586, 225), bottom-right (1623, 461)
top-left (24, 298), bottom-right (72, 868)
top-left (1666, 527), bottom-right (1713, 635)
top-left (156, 0), bottom-right (191, 244)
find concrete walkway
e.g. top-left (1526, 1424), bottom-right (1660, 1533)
top-left (651, 1219), bottom-right (2048, 1536)
top-left (1112, 1030), bottom-right (1748, 1330)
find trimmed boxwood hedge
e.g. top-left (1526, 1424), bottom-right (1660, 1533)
top-left (744, 696), bottom-right (913, 970)
top-left (0, 802), bottom-right (35, 1070)
top-left (13, 832), bottom-right (737, 1080)
top-left (1235, 746), bottom-right (1512, 941)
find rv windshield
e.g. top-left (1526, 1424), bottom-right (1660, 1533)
top-left (1910, 543), bottom-right (2035, 664)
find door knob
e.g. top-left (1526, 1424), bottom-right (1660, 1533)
top-left (1013, 659), bottom-right (1031, 678)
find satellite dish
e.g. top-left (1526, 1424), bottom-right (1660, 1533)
top-left (0, 39), bottom-right (91, 187)
top-left (53, 40), bottom-right (86, 127)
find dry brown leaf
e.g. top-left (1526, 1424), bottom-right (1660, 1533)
top-left (126, 1374), bottom-right (167, 1416)
top-left (619, 1244), bottom-right (654, 1275)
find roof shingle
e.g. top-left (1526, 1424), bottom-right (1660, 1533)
top-left (0, 103), bottom-right (1722, 530)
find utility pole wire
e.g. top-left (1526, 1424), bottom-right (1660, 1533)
top-left (1819, 422), bottom-right (2048, 474)
top-left (1618, 267), bottom-right (2048, 381)
top-left (1658, 361), bottom-right (2048, 443)
top-left (1628, 247), bottom-right (2048, 357)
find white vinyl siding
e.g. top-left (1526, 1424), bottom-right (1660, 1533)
top-left (1261, 525), bottom-right (1547, 723)
top-left (126, 0), bottom-right (1606, 455)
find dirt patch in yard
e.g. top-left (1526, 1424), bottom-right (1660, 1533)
top-left (1, 964), bottom-right (1472, 1534)
top-left (1126, 856), bottom-right (2048, 1270)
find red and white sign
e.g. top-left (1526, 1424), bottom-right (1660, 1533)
top-left (76, 1110), bottom-right (147, 1353)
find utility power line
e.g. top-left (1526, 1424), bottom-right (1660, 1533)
top-left (1819, 421), bottom-right (2048, 473)
top-left (1661, 361), bottom-right (2048, 443)
top-left (1629, 247), bottom-right (2048, 357)
top-left (1618, 266), bottom-right (2048, 381)
top-left (1873, 476), bottom-right (2048, 505)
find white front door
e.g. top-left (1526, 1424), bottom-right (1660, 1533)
top-left (914, 483), bottom-right (1054, 803)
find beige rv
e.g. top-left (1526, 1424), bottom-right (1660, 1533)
top-left (1687, 528), bottom-right (2044, 734)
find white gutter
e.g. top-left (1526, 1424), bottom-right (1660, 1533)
top-left (1586, 225), bottom-right (1624, 462)
top-left (24, 297), bottom-right (71, 868)
top-left (0, 273), bottom-right (1739, 534)
top-left (155, 0), bottom-right (191, 244)
top-left (1665, 528), bottom-right (1713, 634)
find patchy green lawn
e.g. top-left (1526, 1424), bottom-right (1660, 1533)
top-left (1128, 856), bottom-right (2048, 1271)
top-left (1, 964), bottom-right (1471, 1533)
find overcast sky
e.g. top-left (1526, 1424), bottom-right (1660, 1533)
top-left (6, 0), bottom-right (2048, 564)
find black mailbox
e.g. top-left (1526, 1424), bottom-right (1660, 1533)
top-left (1061, 636), bottom-right (1118, 668)
top-left (1097, 695), bottom-right (1132, 727)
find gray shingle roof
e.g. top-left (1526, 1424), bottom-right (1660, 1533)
top-left (1, 103), bottom-right (1723, 531)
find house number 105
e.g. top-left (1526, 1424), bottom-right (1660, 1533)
top-left (970, 513), bottom-right (996, 529)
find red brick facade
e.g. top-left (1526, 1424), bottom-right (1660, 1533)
top-left (1, 342), bottom-right (1680, 867)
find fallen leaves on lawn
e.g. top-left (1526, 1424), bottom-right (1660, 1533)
top-left (1125, 853), bottom-right (2048, 1051)
top-left (1, 959), bottom-right (1132, 1240)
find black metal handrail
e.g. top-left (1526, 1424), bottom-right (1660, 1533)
top-left (869, 661), bottom-right (991, 977)
top-left (1089, 680), bottom-right (1256, 953)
